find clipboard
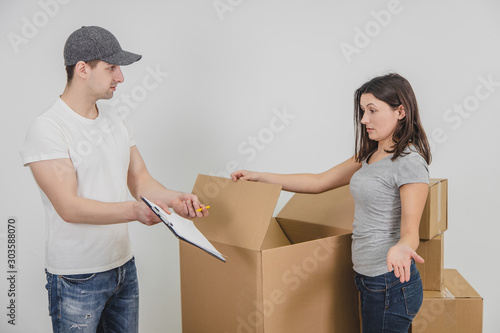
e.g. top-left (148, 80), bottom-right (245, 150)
top-left (140, 196), bottom-right (226, 262)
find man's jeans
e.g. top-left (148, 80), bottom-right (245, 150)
top-left (355, 261), bottom-right (423, 333)
top-left (45, 257), bottom-right (139, 333)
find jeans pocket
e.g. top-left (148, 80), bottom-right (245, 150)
top-left (60, 273), bottom-right (96, 283)
top-left (402, 278), bottom-right (423, 316)
top-left (360, 276), bottom-right (386, 293)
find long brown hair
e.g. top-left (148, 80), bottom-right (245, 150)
top-left (354, 73), bottom-right (431, 164)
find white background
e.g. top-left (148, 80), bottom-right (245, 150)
top-left (1, 0), bottom-right (498, 332)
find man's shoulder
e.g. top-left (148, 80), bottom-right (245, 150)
top-left (34, 99), bottom-right (66, 121)
top-left (27, 99), bottom-right (70, 134)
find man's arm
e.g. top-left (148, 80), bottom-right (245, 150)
top-left (29, 157), bottom-right (162, 225)
top-left (127, 145), bottom-right (208, 218)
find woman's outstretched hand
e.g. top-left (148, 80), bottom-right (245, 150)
top-left (387, 244), bottom-right (425, 283)
top-left (231, 170), bottom-right (260, 182)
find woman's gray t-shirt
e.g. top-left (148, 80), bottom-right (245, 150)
top-left (349, 147), bottom-right (429, 277)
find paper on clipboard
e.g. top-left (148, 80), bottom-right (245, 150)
top-left (140, 196), bottom-right (226, 262)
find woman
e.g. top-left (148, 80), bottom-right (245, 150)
top-left (231, 73), bottom-right (431, 332)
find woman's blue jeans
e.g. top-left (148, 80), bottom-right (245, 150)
top-left (355, 261), bottom-right (423, 333)
top-left (45, 257), bottom-right (139, 333)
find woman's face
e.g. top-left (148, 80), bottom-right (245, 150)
top-left (359, 93), bottom-right (405, 145)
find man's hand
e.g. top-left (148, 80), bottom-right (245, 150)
top-left (170, 193), bottom-right (209, 219)
top-left (135, 200), bottom-right (170, 226)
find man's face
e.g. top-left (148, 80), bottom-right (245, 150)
top-left (87, 61), bottom-right (124, 100)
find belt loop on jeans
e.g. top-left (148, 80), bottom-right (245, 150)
top-left (117, 265), bottom-right (124, 285)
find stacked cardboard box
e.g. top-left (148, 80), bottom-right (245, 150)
top-left (415, 179), bottom-right (448, 291)
top-left (411, 269), bottom-right (483, 333)
top-left (179, 176), bottom-right (482, 332)
top-left (411, 179), bottom-right (484, 333)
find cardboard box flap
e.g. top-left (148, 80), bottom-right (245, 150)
top-left (191, 175), bottom-right (282, 250)
top-left (261, 218), bottom-right (292, 250)
top-left (276, 184), bottom-right (354, 231)
top-left (277, 218), bottom-right (352, 244)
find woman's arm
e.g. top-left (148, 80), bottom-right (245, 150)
top-left (231, 156), bottom-right (362, 194)
top-left (387, 182), bottom-right (429, 282)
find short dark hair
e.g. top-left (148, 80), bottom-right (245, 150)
top-left (65, 60), bottom-right (100, 83)
top-left (353, 73), bottom-right (432, 164)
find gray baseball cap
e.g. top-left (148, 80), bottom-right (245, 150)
top-left (64, 26), bottom-right (142, 66)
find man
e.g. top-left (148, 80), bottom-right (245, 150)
top-left (20, 26), bottom-right (208, 332)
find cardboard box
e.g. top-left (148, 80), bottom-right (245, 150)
top-left (416, 234), bottom-right (444, 291)
top-left (411, 269), bottom-right (483, 333)
top-left (420, 179), bottom-right (448, 240)
top-left (180, 175), bottom-right (360, 333)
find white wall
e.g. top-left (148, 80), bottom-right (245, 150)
top-left (1, 0), bottom-right (498, 332)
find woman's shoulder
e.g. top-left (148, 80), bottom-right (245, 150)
top-left (403, 145), bottom-right (424, 156)
top-left (396, 145), bottom-right (428, 167)
top-left (397, 145), bottom-right (428, 166)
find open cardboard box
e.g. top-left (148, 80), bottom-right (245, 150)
top-left (411, 269), bottom-right (483, 333)
top-left (179, 175), bottom-right (360, 333)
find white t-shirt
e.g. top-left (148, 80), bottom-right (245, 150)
top-left (20, 98), bottom-right (134, 275)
